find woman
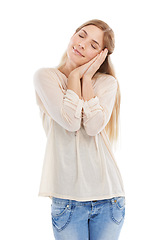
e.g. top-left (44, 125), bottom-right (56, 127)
top-left (33, 19), bottom-right (125, 240)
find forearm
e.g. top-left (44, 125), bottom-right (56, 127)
top-left (67, 73), bottom-right (82, 99)
top-left (81, 76), bottom-right (96, 101)
top-left (33, 68), bottom-right (83, 132)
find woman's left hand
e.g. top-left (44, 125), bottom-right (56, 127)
top-left (83, 48), bottom-right (108, 79)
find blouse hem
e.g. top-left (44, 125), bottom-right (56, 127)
top-left (38, 192), bottom-right (125, 202)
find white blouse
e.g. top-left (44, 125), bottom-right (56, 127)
top-left (33, 67), bottom-right (125, 201)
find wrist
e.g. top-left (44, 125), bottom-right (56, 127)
top-left (69, 70), bottom-right (78, 78)
top-left (82, 75), bottom-right (92, 81)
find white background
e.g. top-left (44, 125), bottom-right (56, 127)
top-left (0, 0), bottom-right (167, 239)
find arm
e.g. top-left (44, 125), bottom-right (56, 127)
top-left (33, 68), bottom-right (83, 132)
top-left (65, 49), bottom-right (108, 102)
top-left (67, 71), bottom-right (82, 99)
top-left (82, 75), bottom-right (118, 136)
top-left (81, 76), bottom-right (96, 101)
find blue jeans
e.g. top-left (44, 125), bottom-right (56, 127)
top-left (51, 196), bottom-right (125, 240)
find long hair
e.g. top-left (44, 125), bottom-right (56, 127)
top-left (57, 19), bottom-right (121, 147)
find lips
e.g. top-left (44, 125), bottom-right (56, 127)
top-left (73, 47), bottom-right (84, 57)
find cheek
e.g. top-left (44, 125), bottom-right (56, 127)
top-left (68, 38), bottom-right (74, 49)
top-left (69, 35), bottom-right (78, 46)
top-left (68, 34), bottom-right (76, 48)
top-left (86, 51), bottom-right (98, 61)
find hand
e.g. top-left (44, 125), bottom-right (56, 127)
top-left (83, 48), bottom-right (108, 79)
top-left (69, 48), bottom-right (108, 79)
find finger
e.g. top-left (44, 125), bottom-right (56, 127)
top-left (84, 53), bottom-right (99, 67)
top-left (96, 50), bottom-right (108, 65)
top-left (81, 54), bottom-right (100, 73)
top-left (79, 54), bottom-right (100, 77)
top-left (100, 48), bottom-right (108, 57)
top-left (87, 49), bottom-right (108, 73)
top-left (96, 49), bottom-right (108, 61)
top-left (79, 51), bottom-right (105, 77)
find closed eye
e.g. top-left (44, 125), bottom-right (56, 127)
top-left (79, 33), bottom-right (97, 49)
top-left (91, 44), bottom-right (96, 49)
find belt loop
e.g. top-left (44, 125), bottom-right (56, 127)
top-left (69, 199), bottom-right (72, 207)
top-left (111, 197), bottom-right (115, 204)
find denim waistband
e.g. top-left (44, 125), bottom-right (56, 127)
top-left (51, 196), bottom-right (125, 206)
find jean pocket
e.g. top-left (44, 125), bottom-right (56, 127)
top-left (51, 199), bottom-right (73, 232)
top-left (110, 197), bottom-right (125, 225)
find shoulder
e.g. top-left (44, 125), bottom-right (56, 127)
top-left (33, 67), bottom-right (59, 85)
top-left (93, 72), bottom-right (118, 90)
top-left (33, 67), bottom-right (49, 82)
top-left (33, 67), bottom-right (56, 78)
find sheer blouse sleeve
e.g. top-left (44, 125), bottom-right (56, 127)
top-left (33, 68), bottom-right (84, 132)
top-left (82, 74), bottom-right (118, 136)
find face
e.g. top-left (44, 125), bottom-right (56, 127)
top-left (67, 25), bottom-right (104, 67)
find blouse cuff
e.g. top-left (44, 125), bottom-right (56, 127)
top-left (65, 89), bottom-right (84, 119)
top-left (83, 96), bottom-right (100, 118)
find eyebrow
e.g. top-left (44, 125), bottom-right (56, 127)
top-left (81, 29), bottom-right (100, 47)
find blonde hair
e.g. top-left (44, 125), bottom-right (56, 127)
top-left (57, 19), bottom-right (121, 147)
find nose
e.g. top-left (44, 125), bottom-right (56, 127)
top-left (78, 41), bottom-right (85, 49)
